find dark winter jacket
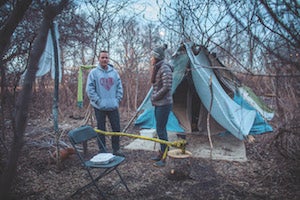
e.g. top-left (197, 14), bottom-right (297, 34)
top-left (151, 60), bottom-right (173, 106)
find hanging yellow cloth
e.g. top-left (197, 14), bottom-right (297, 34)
top-left (77, 65), bottom-right (96, 108)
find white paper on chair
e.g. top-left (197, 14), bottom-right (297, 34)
top-left (90, 153), bottom-right (115, 164)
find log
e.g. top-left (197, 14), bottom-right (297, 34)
top-left (165, 149), bottom-right (192, 180)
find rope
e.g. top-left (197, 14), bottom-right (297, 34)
top-left (94, 128), bottom-right (188, 160)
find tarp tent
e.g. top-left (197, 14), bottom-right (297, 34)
top-left (135, 42), bottom-right (274, 140)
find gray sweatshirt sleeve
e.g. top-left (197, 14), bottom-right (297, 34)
top-left (116, 74), bottom-right (123, 103)
top-left (86, 70), bottom-right (100, 108)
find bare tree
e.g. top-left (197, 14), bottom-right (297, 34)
top-left (157, 0), bottom-right (255, 72)
top-left (57, 3), bottom-right (95, 67)
top-left (223, 0), bottom-right (300, 160)
top-left (78, 0), bottom-right (134, 64)
top-left (158, 0), bottom-right (229, 47)
top-left (224, 0), bottom-right (300, 70)
top-left (115, 17), bottom-right (152, 111)
top-left (0, 0), bottom-right (32, 144)
top-left (0, 1), bottom-right (68, 199)
top-left (0, 0), bottom-right (32, 59)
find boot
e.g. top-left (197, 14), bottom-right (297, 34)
top-left (113, 149), bottom-right (125, 157)
top-left (153, 159), bottom-right (166, 167)
top-left (151, 151), bottom-right (163, 161)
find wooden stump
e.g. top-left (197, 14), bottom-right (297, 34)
top-left (166, 149), bottom-right (192, 180)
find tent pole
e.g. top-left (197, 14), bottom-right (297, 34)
top-left (51, 22), bottom-right (61, 167)
top-left (207, 75), bottom-right (214, 157)
top-left (122, 110), bottom-right (142, 133)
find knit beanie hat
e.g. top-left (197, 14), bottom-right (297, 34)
top-left (151, 44), bottom-right (168, 60)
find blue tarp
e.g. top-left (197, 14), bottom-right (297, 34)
top-left (135, 108), bottom-right (184, 132)
top-left (135, 42), bottom-right (273, 140)
top-left (234, 92), bottom-right (273, 135)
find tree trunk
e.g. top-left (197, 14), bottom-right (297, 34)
top-left (0, 0), bottom-right (32, 152)
top-left (0, 1), bottom-right (68, 199)
top-left (0, 0), bottom-right (32, 59)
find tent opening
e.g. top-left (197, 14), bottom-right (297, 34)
top-left (173, 72), bottom-right (201, 133)
top-left (191, 83), bottom-right (201, 132)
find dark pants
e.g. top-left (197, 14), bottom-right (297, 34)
top-left (155, 104), bottom-right (172, 153)
top-left (94, 108), bottom-right (120, 152)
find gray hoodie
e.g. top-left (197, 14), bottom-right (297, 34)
top-left (86, 64), bottom-right (123, 110)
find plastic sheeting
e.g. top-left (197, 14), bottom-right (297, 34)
top-left (36, 22), bottom-right (62, 82)
top-left (135, 42), bottom-right (273, 140)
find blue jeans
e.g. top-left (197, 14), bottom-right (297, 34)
top-left (155, 104), bottom-right (172, 153)
top-left (94, 108), bottom-right (120, 152)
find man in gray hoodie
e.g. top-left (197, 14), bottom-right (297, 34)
top-left (86, 50), bottom-right (124, 156)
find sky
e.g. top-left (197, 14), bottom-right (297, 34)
top-left (75, 0), bottom-right (163, 22)
top-left (130, 0), bottom-right (163, 21)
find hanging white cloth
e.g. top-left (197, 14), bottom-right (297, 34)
top-left (36, 22), bottom-right (62, 82)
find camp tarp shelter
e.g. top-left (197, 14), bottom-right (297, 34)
top-left (135, 42), bottom-right (273, 140)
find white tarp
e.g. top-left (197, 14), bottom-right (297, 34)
top-left (36, 22), bottom-right (62, 81)
top-left (185, 42), bottom-right (256, 140)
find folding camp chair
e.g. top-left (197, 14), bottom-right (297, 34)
top-left (68, 125), bottom-right (130, 198)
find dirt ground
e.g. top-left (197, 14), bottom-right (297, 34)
top-left (10, 116), bottom-right (300, 200)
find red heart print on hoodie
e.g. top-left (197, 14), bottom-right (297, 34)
top-left (100, 77), bottom-right (114, 91)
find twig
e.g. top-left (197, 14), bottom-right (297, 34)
top-left (207, 75), bottom-right (214, 158)
top-left (122, 110), bottom-right (142, 133)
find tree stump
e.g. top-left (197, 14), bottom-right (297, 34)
top-left (166, 149), bottom-right (192, 180)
